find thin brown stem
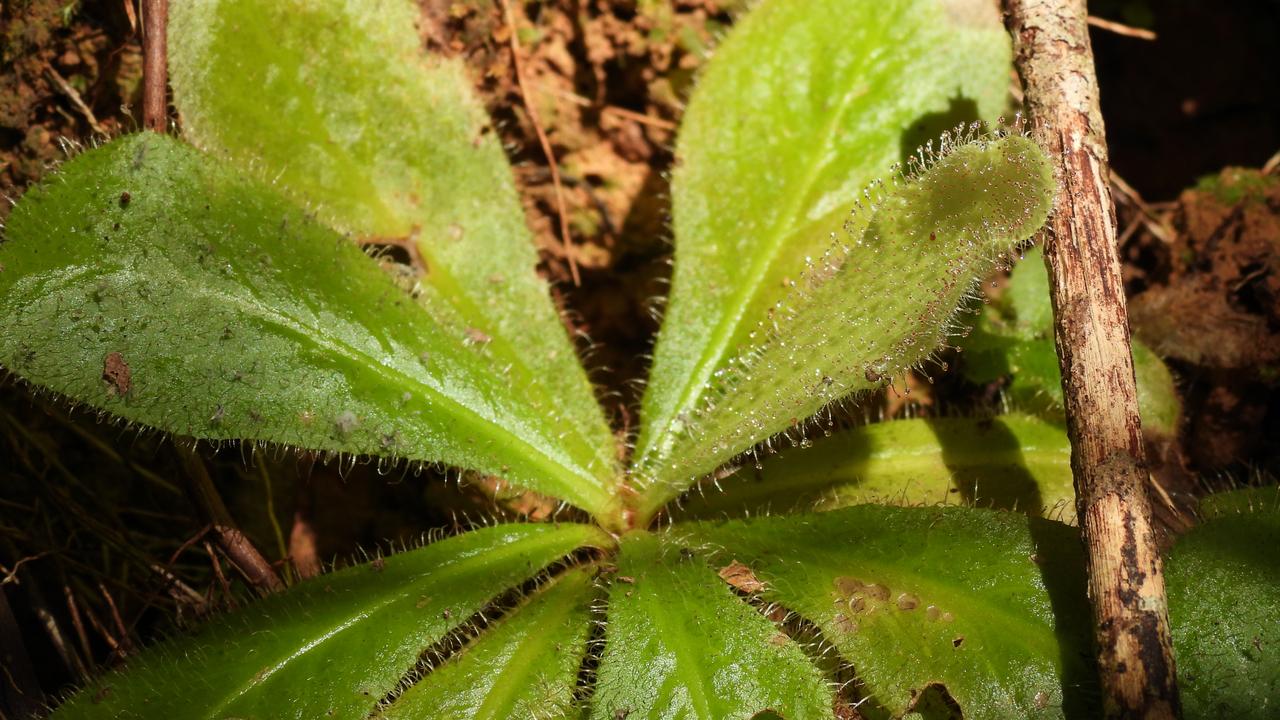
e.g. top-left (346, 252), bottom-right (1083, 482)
top-left (141, 0), bottom-right (169, 131)
top-left (46, 66), bottom-right (106, 134)
top-left (499, 0), bottom-right (580, 286)
top-left (177, 446), bottom-right (285, 594)
top-left (97, 581), bottom-right (133, 655)
top-left (1003, 1), bottom-right (1181, 717)
top-left (62, 584), bottom-right (93, 667)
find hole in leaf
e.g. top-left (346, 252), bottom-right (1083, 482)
top-left (359, 236), bottom-right (427, 278)
top-left (906, 682), bottom-right (963, 720)
top-left (364, 241), bottom-right (414, 266)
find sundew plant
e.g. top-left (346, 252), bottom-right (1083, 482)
top-left (0, 0), bottom-right (1275, 718)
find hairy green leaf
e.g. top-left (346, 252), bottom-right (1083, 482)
top-left (635, 0), bottom-right (1016, 514)
top-left (676, 414), bottom-right (1076, 523)
top-left (590, 533), bottom-right (834, 720)
top-left (0, 134), bottom-right (616, 517)
top-left (377, 567), bottom-right (596, 720)
top-left (169, 0), bottom-right (618, 491)
top-left (1167, 487), bottom-right (1280, 720)
top-left (636, 133), bottom-right (1055, 518)
top-left (963, 245), bottom-right (1181, 435)
top-left (53, 523), bottom-right (609, 719)
top-left (683, 506), bottom-right (1097, 718)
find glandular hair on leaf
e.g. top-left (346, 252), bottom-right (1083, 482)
top-left (638, 125), bottom-right (1056, 498)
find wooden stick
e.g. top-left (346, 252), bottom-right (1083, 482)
top-left (141, 0), bottom-right (168, 131)
top-left (177, 447), bottom-right (285, 594)
top-left (1002, 1), bottom-right (1181, 717)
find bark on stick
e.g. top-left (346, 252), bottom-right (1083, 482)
top-left (1002, 1), bottom-right (1181, 717)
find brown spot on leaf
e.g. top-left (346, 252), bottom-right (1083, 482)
top-left (863, 583), bottom-right (890, 601)
top-left (833, 576), bottom-right (864, 596)
top-left (102, 351), bottom-right (130, 396)
top-left (833, 612), bottom-right (858, 634)
top-left (896, 592), bottom-right (920, 611)
top-left (719, 560), bottom-right (765, 593)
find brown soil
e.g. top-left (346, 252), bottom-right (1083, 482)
top-left (1127, 168), bottom-right (1280, 471)
top-left (1, 0), bottom-right (141, 211)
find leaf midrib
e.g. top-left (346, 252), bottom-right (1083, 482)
top-left (635, 43), bottom-right (872, 494)
top-left (413, 244), bottom-right (617, 480)
top-left (471, 576), bottom-right (586, 719)
top-left (198, 531), bottom-right (572, 720)
top-left (647, 572), bottom-right (715, 717)
top-left (171, 269), bottom-right (613, 516)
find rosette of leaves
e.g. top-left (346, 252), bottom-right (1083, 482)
top-left (2, 0), bottom-right (1274, 718)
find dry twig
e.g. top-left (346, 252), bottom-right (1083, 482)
top-left (536, 83), bottom-right (678, 131)
top-left (177, 447), bottom-right (285, 594)
top-left (0, 550), bottom-right (50, 586)
top-left (1004, 1), bottom-right (1181, 717)
top-left (1087, 15), bottom-right (1157, 41)
top-left (1112, 173), bottom-right (1174, 244)
top-left (498, 0), bottom-right (580, 286)
top-left (45, 67), bottom-right (106, 134)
